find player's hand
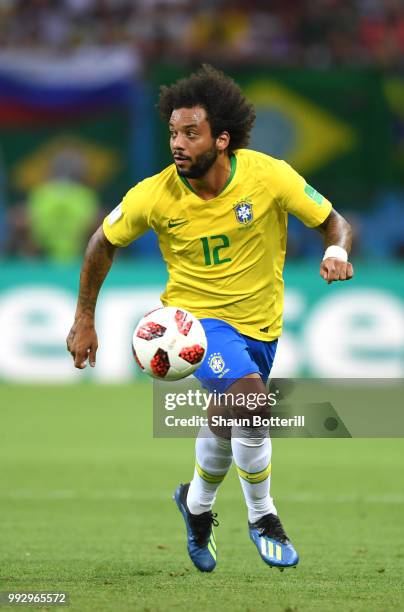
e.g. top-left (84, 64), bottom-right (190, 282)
top-left (320, 258), bottom-right (354, 284)
top-left (66, 315), bottom-right (98, 369)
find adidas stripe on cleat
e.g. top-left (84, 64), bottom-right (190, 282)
top-left (173, 482), bottom-right (218, 572)
top-left (249, 513), bottom-right (299, 569)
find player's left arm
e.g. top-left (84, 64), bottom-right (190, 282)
top-left (316, 208), bottom-right (354, 284)
top-left (276, 160), bottom-right (354, 285)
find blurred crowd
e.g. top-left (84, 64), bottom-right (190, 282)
top-left (2, 145), bottom-right (404, 262)
top-left (0, 0), bottom-right (404, 69)
top-left (1, 0), bottom-right (404, 262)
top-left (3, 149), bottom-right (104, 262)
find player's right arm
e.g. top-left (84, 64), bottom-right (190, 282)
top-left (66, 226), bottom-right (117, 369)
top-left (66, 180), bottom-right (153, 369)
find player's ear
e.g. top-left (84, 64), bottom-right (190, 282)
top-left (216, 131), bottom-right (230, 152)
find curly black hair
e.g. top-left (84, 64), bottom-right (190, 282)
top-left (158, 64), bottom-right (256, 152)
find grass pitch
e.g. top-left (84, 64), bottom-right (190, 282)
top-left (0, 383), bottom-right (403, 611)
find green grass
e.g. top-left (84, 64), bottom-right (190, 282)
top-left (0, 384), bottom-right (403, 611)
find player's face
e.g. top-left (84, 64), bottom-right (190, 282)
top-left (169, 107), bottom-right (218, 179)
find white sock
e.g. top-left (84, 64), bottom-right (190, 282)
top-left (231, 426), bottom-right (277, 523)
top-left (187, 425), bottom-right (233, 515)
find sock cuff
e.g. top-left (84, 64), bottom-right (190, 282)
top-left (236, 461), bottom-right (272, 484)
top-left (196, 460), bottom-right (228, 484)
top-left (198, 425), bottom-right (232, 449)
top-left (232, 425), bottom-right (269, 441)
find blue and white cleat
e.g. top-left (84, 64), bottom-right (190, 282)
top-left (173, 483), bottom-right (218, 572)
top-left (249, 513), bottom-right (299, 570)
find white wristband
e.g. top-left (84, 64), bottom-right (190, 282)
top-left (323, 245), bottom-right (348, 262)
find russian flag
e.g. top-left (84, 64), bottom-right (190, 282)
top-left (0, 47), bottom-right (139, 126)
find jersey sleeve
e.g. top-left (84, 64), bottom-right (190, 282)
top-left (277, 161), bottom-right (332, 227)
top-left (102, 182), bottom-right (151, 247)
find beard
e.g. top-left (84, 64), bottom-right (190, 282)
top-left (175, 144), bottom-right (218, 179)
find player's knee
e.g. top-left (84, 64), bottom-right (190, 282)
top-left (227, 377), bottom-right (272, 423)
top-left (207, 402), bottom-right (232, 439)
top-left (231, 424), bottom-right (268, 443)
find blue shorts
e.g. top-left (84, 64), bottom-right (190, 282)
top-left (194, 318), bottom-right (278, 393)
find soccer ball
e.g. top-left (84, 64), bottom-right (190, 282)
top-left (132, 306), bottom-right (207, 380)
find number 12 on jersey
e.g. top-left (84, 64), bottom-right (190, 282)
top-left (200, 235), bottom-right (232, 266)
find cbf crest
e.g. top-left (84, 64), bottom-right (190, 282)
top-left (208, 352), bottom-right (225, 374)
top-left (233, 200), bottom-right (253, 225)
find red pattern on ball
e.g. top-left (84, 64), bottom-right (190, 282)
top-left (179, 344), bottom-right (205, 365)
top-left (136, 322), bottom-right (166, 341)
top-left (175, 309), bottom-right (193, 336)
top-left (151, 348), bottom-right (170, 377)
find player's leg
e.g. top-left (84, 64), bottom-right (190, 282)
top-left (173, 424), bottom-right (231, 572)
top-left (174, 318), bottom-right (256, 572)
top-left (228, 342), bottom-right (299, 569)
top-left (229, 340), bottom-right (278, 524)
top-left (228, 374), bottom-right (277, 521)
top-left (186, 424), bottom-right (232, 514)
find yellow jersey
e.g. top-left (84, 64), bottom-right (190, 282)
top-left (103, 149), bottom-right (332, 341)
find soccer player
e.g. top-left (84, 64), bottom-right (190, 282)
top-left (67, 65), bottom-right (353, 573)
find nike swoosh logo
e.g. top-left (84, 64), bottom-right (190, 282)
top-left (168, 219), bottom-right (188, 228)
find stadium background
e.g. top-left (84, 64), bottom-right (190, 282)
top-left (0, 1), bottom-right (403, 611)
